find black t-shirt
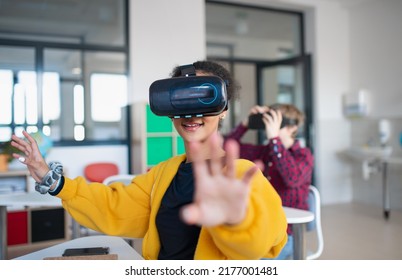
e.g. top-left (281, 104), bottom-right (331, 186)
top-left (156, 161), bottom-right (201, 260)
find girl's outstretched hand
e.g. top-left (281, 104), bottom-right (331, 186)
top-left (11, 131), bottom-right (49, 183)
top-left (180, 133), bottom-right (259, 227)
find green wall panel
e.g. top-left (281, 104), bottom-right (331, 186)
top-left (147, 137), bottom-right (173, 166)
top-left (146, 105), bottom-right (172, 133)
top-left (177, 137), bottom-right (185, 155)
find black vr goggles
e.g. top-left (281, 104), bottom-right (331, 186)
top-left (248, 113), bottom-right (298, 130)
top-left (149, 64), bottom-right (228, 118)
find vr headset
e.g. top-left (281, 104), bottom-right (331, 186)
top-left (149, 64), bottom-right (228, 118)
top-left (248, 112), bottom-right (298, 130)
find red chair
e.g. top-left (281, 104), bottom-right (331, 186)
top-left (84, 162), bottom-right (119, 183)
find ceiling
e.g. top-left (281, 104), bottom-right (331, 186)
top-left (0, 0), bottom-right (124, 45)
top-left (206, 3), bottom-right (299, 42)
top-left (0, 0), bottom-right (377, 46)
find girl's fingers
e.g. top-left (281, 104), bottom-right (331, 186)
top-left (242, 164), bottom-right (259, 186)
top-left (254, 160), bottom-right (265, 171)
top-left (11, 153), bottom-right (26, 163)
top-left (224, 139), bottom-right (238, 179)
top-left (22, 130), bottom-right (35, 144)
top-left (11, 132), bottom-right (34, 154)
top-left (22, 131), bottom-right (37, 152)
top-left (11, 136), bottom-right (26, 153)
top-left (11, 131), bottom-right (40, 164)
top-left (180, 204), bottom-right (201, 225)
top-left (209, 133), bottom-right (222, 176)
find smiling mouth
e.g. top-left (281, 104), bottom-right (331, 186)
top-left (182, 121), bottom-right (204, 129)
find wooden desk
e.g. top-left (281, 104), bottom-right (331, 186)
top-left (284, 206), bottom-right (314, 260)
top-left (0, 192), bottom-right (61, 259)
top-left (13, 235), bottom-right (143, 260)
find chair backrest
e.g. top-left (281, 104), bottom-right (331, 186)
top-left (306, 185), bottom-right (324, 260)
top-left (84, 162), bottom-right (119, 183)
top-left (103, 174), bottom-right (136, 185)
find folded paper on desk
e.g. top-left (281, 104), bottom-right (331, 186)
top-left (43, 254), bottom-right (118, 260)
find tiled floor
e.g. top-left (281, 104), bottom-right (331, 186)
top-left (8, 202), bottom-right (402, 260)
top-left (311, 202), bottom-right (402, 260)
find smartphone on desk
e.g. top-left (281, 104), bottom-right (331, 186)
top-left (62, 246), bottom-right (110, 257)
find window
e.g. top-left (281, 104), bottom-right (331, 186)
top-left (0, 70), bottom-right (13, 141)
top-left (0, 0), bottom-right (129, 145)
top-left (206, 2), bottom-right (303, 60)
top-left (91, 73), bottom-right (128, 122)
top-left (73, 85), bottom-right (85, 141)
top-left (0, 70), bottom-right (13, 124)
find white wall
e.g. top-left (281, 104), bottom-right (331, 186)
top-left (301, 0), bottom-right (352, 204)
top-left (349, 0), bottom-right (402, 118)
top-left (347, 0), bottom-right (402, 209)
top-left (130, 0), bottom-right (206, 104)
top-left (129, 0), bottom-right (206, 173)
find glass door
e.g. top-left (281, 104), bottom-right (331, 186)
top-left (257, 55), bottom-right (314, 152)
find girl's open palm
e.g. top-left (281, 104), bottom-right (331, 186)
top-left (181, 133), bottom-right (259, 227)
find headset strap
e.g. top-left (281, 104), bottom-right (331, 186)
top-left (179, 64), bottom-right (196, 77)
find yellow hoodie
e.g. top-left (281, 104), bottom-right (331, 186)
top-left (56, 154), bottom-right (287, 260)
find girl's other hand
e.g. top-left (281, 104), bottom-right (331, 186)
top-left (11, 131), bottom-right (50, 182)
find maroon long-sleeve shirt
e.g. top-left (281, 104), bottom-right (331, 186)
top-left (225, 124), bottom-right (314, 234)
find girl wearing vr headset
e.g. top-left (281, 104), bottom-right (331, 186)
top-left (225, 103), bottom-right (314, 259)
top-left (11, 61), bottom-right (287, 260)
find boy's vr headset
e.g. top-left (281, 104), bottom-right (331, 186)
top-left (248, 112), bottom-right (298, 130)
top-left (149, 64), bottom-right (228, 118)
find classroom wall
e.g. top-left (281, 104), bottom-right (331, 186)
top-left (347, 0), bottom-right (402, 210)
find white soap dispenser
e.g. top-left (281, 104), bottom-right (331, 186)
top-left (379, 119), bottom-right (391, 147)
